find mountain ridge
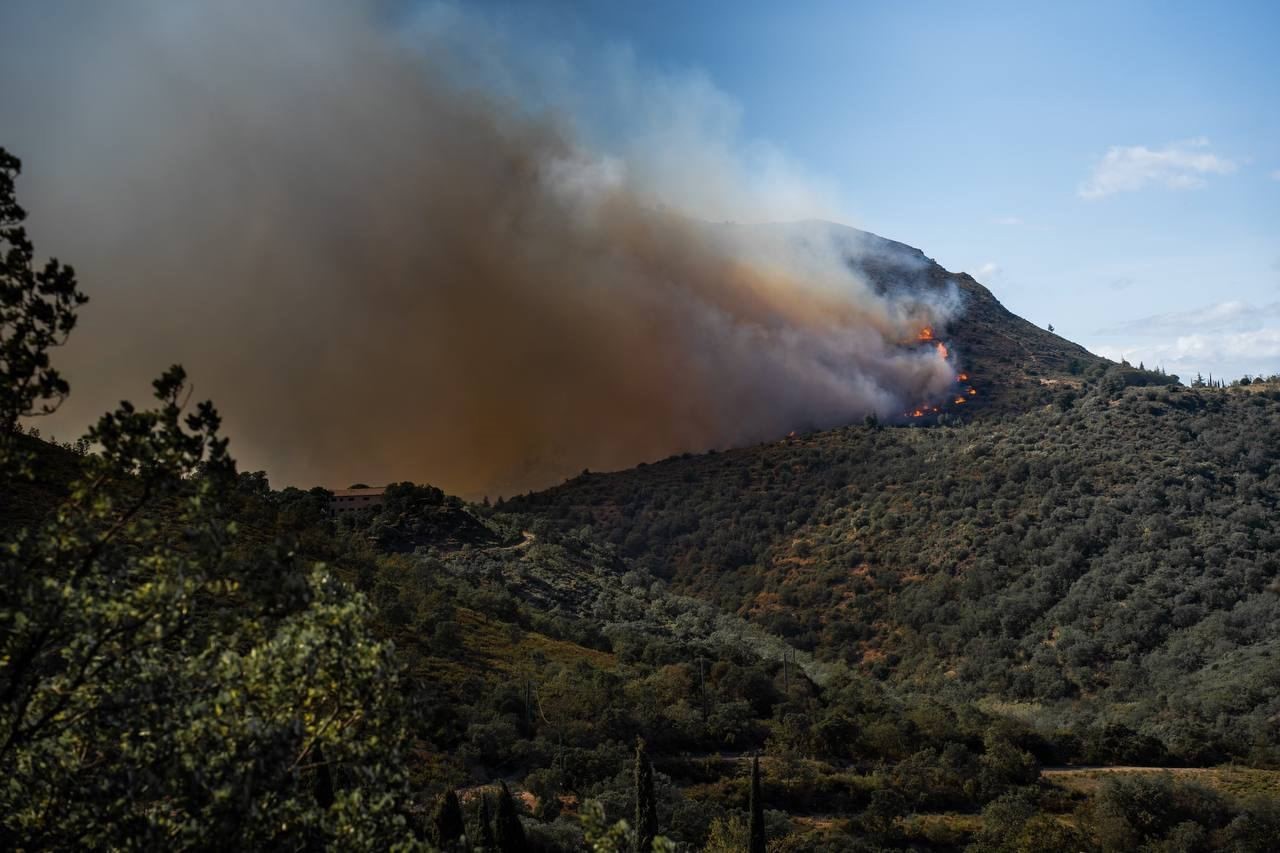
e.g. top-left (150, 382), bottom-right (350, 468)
top-left (809, 219), bottom-right (1113, 418)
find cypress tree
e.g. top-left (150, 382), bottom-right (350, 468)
top-left (433, 789), bottom-right (465, 849)
top-left (312, 745), bottom-right (335, 809)
top-left (634, 738), bottom-right (658, 852)
top-left (494, 781), bottom-right (528, 853)
top-left (477, 793), bottom-right (497, 851)
top-left (748, 755), bottom-right (766, 853)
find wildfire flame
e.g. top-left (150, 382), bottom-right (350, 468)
top-left (902, 327), bottom-right (971, 418)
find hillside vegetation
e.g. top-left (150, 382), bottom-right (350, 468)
top-left (508, 379), bottom-right (1280, 766)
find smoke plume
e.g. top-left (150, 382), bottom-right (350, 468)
top-left (2, 1), bottom-right (956, 496)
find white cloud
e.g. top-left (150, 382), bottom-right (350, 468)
top-left (1090, 300), bottom-right (1280, 380)
top-left (1096, 330), bottom-right (1280, 379)
top-left (974, 261), bottom-right (1001, 279)
top-left (1271, 169), bottom-right (1280, 181)
top-left (1172, 329), bottom-right (1280, 361)
top-left (1096, 300), bottom-right (1280, 336)
top-left (1078, 138), bottom-right (1236, 200)
top-left (992, 216), bottom-right (1023, 226)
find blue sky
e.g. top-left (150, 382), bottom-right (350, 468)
top-left (456, 0), bottom-right (1280, 382)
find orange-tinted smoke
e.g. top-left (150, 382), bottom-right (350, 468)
top-left (3, 1), bottom-right (957, 497)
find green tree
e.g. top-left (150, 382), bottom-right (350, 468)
top-left (860, 788), bottom-right (906, 839)
top-left (979, 730), bottom-right (1040, 794)
top-left (0, 147), bottom-right (419, 849)
top-left (748, 754), bottom-right (766, 853)
top-left (0, 149), bottom-right (86, 443)
top-left (524, 766), bottom-right (563, 822)
top-left (1223, 795), bottom-right (1280, 852)
top-left (581, 798), bottom-right (676, 853)
top-left (477, 793), bottom-right (498, 850)
top-left (634, 738), bottom-right (658, 852)
top-left (1091, 774), bottom-right (1187, 851)
top-left (494, 780), bottom-right (528, 852)
top-left (433, 789), bottom-right (466, 849)
top-left (971, 790), bottom-right (1087, 852)
top-left (701, 814), bottom-right (748, 853)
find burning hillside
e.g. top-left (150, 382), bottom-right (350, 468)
top-left (903, 326), bottom-right (979, 419)
top-left (827, 223), bottom-right (1109, 420)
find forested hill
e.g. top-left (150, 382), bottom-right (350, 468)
top-left (507, 379), bottom-right (1280, 763)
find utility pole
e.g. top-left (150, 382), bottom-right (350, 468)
top-left (697, 655), bottom-right (709, 718)
top-left (523, 677), bottom-right (533, 734)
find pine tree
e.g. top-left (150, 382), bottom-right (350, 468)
top-left (634, 738), bottom-right (658, 852)
top-left (494, 781), bottom-right (528, 852)
top-left (433, 789), bottom-right (465, 849)
top-left (0, 148), bottom-right (86, 439)
top-left (748, 755), bottom-right (766, 853)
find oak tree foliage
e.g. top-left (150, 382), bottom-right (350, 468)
top-left (0, 147), bottom-right (419, 849)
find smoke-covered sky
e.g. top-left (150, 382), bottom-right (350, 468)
top-left (535, 0), bottom-right (1280, 383)
top-left (2, 1), bottom-right (956, 496)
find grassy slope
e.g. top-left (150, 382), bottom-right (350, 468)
top-left (1043, 766), bottom-right (1280, 801)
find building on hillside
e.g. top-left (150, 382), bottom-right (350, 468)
top-left (330, 486), bottom-right (387, 515)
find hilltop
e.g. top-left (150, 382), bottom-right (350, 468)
top-left (726, 221), bottom-right (1116, 420)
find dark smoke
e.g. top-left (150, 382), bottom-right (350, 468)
top-left (2, 1), bottom-right (956, 497)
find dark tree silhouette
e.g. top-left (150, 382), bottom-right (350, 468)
top-left (749, 755), bottom-right (766, 853)
top-left (494, 781), bottom-right (528, 852)
top-left (0, 147), bottom-right (86, 436)
top-left (477, 794), bottom-right (497, 850)
top-left (634, 738), bottom-right (658, 852)
top-left (433, 789), bottom-right (465, 849)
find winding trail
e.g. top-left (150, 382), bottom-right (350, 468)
top-left (492, 530), bottom-right (536, 551)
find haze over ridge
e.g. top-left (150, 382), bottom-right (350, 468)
top-left (2, 1), bottom-right (957, 496)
